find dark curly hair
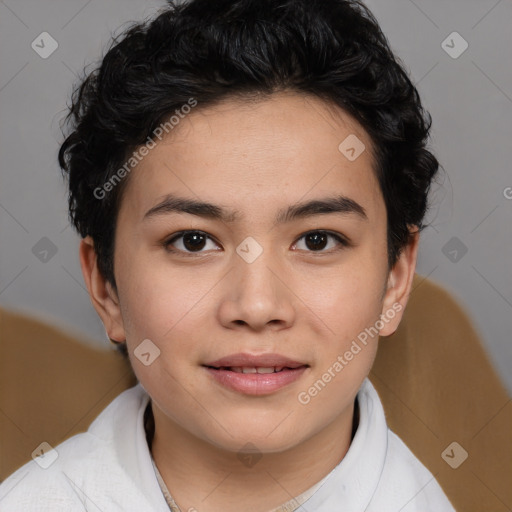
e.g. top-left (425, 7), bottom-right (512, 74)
top-left (59, 0), bottom-right (439, 292)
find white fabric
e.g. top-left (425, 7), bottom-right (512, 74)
top-left (0, 378), bottom-right (455, 511)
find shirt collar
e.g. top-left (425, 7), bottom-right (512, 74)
top-left (107, 378), bottom-right (384, 511)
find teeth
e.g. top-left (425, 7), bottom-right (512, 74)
top-left (229, 367), bottom-right (285, 374)
top-left (256, 367), bottom-right (276, 374)
top-left (229, 367), bottom-right (256, 373)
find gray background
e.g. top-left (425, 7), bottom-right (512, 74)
top-left (0, 0), bottom-right (511, 393)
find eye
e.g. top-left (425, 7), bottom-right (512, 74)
top-left (164, 230), bottom-right (221, 254)
top-left (163, 229), bottom-right (349, 255)
top-left (292, 230), bottom-right (350, 252)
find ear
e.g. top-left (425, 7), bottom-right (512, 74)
top-left (379, 228), bottom-right (419, 336)
top-left (79, 236), bottom-right (126, 343)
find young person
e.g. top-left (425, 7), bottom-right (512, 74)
top-left (0, 0), bottom-right (455, 510)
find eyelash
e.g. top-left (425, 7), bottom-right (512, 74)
top-left (162, 230), bottom-right (351, 255)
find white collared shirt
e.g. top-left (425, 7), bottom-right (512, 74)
top-left (0, 379), bottom-right (455, 511)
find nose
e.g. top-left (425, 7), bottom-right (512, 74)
top-left (217, 249), bottom-right (296, 332)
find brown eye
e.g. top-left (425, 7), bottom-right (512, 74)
top-left (304, 232), bottom-right (328, 251)
top-left (182, 232), bottom-right (207, 251)
top-left (165, 231), bottom-right (220, 253)
top-left (293, 231), bottom-right (349, 252)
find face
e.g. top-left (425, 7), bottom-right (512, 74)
top-left (81, 92), bottom-right (417, 455)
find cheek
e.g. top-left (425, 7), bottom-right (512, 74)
top-left (116, 265), bottom-right (192, 366)
top-left (296, 272), bottom-right (383, 413)
top-left (118, 272), bottom-right (205, 396)
top-left (292, 255), bottom-right (387, 403)
top-left (300, 257), bottom-right (386, 336)
top-left (117, 244), bottom-right (214, 336)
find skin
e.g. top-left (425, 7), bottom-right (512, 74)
top-left (80, 91), bottom-right (419, 512)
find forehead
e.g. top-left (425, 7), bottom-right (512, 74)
top-left (119, 92), bottom-right (383, 222)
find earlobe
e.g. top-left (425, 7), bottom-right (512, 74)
top-left (379, 229), bottom-right (419, 337)
top-left (79, 236), bottom-right (126, 343)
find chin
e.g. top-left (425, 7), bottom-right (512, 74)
top-left (200, 420), bottom-right (309, 455)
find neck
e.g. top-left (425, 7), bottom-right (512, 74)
top-left (148, 400), bottom-right (358, 512)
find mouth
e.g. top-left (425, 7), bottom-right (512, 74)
top-left (202, 354), bottom-right (309, 395)
top-left (204, 352), bottom-right (308, 369)
top-left (204, 365), bottom-right (306, 373)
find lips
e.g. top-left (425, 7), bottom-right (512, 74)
top-left (204, 353), bottom-right (308, 370)
top-left (203, 353), bottom-right (309, 395)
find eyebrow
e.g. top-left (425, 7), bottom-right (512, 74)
top-left (143, 193), bottom-right (367, 224)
